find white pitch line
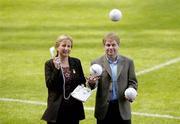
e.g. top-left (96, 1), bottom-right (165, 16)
top-left (136, 57), bottom-right (180, 76)
top-left (0, 98), bottom-right (46, 106)
top-left (0, 57), bottom-right (180, 120)
top-left (132, 112), bottom-right (180, 120)
top-left (0, 97), bottom-right (180, 120)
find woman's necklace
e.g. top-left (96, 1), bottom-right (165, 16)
top-left (60, 57), bottom-right (71, 100)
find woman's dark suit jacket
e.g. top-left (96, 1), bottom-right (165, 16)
top-left (41, 57), bottom-right (86, 123)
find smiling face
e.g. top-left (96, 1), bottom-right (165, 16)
top-left (104, 39), bottom-right (119, 59)
top-left (102, 32), bottom-right (120, 59)
top-left (57, 39), bottom-right (72, 58)
top-left (55, 35), bottom-right (73, 58)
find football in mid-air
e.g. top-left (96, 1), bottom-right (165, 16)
top-left (109, 9), bottom-right (122, 21)
top-left (124, 87), bottom-right (137, 101)
top-left (90, 64), bottom-right (103, 76)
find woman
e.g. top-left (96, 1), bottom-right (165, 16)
top-left (42, 34), bottom-right (86, 124)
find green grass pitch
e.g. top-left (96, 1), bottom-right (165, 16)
top-left (0, 0), bottom-right (180, 124)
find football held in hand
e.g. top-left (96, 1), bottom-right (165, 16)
top-left (90, 64), bottom-right (103, 77)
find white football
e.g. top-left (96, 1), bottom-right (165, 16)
top-left (90, 64), bottom-right (103, 76)
top-left (109, 9), bottom-right (122, 21)
top-left (124, 87), bottom-right (137, 101)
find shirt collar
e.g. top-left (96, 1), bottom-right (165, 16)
top-left (106, 55), bottom-right (120, 64)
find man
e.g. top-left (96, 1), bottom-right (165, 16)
top-left (88, 32), bottom-right (138, 124)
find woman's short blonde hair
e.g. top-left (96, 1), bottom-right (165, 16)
top-left (55, 34), bottom-right (73, 48)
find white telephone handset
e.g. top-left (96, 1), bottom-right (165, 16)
top-left (49, 46), bottom-right (56, 58)
top-left (49, 47), bottom-right (61, 69)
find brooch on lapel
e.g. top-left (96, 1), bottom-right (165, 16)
top-left (72, 69), bottom-right (76, 74)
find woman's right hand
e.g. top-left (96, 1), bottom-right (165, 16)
top-left (53, 57), bottom-right (61, 69)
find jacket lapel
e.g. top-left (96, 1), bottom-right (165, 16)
top-left (102, 56), bottom-right (112, 77)
top-left (102, 55), bottom-right (125, 78)
top-left (116, 56), bottom-right (125, 78)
